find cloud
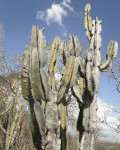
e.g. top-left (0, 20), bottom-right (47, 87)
top-left (63, 0), bottom-right (71, 3)
top-left (97, 97), bottom-right (120, 131)
top-left (98, 123), bottom-right (120, 142)
top-left (61, 1), bottom-right (74, 12)
top-left (36, 11), bottom-right (45, 20)
top-left (97, 97), bottom-right (120, 141)
top-left (46, 3), bottom-right (67, 26)
top-left (97, 97), bottom-right (115, 121)
top-left (36, 0), bottom-right (75, 26)
top-left (63, 31), bottom-right (67, 37)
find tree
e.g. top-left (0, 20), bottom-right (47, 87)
top-left (0, 54), bottom-right (29, 150)
top-left (97, 98), bottom-right (120, 134)
top-left (99, 59), bottom-right (120, 133)
top-left (108, 59), bottom-right (120, 93)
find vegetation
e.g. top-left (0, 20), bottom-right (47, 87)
top-left (21, 3), bottom-right (118, 150)
top-left (0, 3), bottom-right (119, 150)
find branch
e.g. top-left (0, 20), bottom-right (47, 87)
top-left (103, 115), bottom-right (120, 133)
top-left (0, 75), bottom-right (16, 94)
top-left (0, 124), bottom-right (15, 138)
top-left (108, 59), bottom-right (120, 93)
top-left (0, 103), bottom-right (12, 117)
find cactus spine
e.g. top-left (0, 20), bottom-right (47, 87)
top-left (21, 4), bottom-right (118, 150)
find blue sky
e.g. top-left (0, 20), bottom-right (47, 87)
top-left (0, 0), bottom-right (120, 138)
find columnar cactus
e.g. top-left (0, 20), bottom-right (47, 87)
top-left (21, 4), bottom-right (118, 150)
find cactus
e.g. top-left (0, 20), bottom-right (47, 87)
top-left (84, 4), bottom-right (92, 41)
top-left (5, 81), bottom-right (24, 150)
top-left (21, 4), bottom-right (118, 150)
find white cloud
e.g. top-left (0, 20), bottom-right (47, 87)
top-left (36, 0), bottom-right (75, 26)
top-left (97, 97), bottom-right (120, 135)
top-left (61, 1), bottom-right (74, 12)
top-left (97, 97), bottom-right (115, 121)
top-left (97, 98), bottom-right (120, 141)
top-left (63, 0), bottom-right (71, 3)
top-left (46, 3), bottom-right (67, 26)
top-left (98, 123), bottom-right (120, 142)
top-left (63, 31), bottom-right (67, 37)
top-left (36, 11), bottom-right (45, 20)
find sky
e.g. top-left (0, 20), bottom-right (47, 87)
top-left (0, 0), bottom-right (120, 141)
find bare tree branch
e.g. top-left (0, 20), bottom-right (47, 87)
top-left (108, 59), bottom-right (120, 93)
top-left (103, 114), bottom-right (120, 133)
top-left (0, 124), bottom-right (15, 138)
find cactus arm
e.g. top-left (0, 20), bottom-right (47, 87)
top-left (92, 67), bottom-right (100, 93)
top-left (70, 57), bottom-right (79, 87)
top-left (47, 37), bottom-right (60, 90)
top-left (94, 18), bottom-right (102, 51)
top-left (48, 49), bottom-right (58, 73)
top-left (78, 57), bottom-right (85, 77)
top-left (21, 45), bottom-right (31, 101)
top-left (79, 77), bottom-right (86, 95)
top-left (31, 25), bottom-right (38, 47)
top-left (34, 101), bottom-right (46, 146)
top-left (57, 56), bottom-right (74, 102)
top-left (99, 41), bottom-right (118, 71)
top-left (73, 85), bottom-right (83, 104)
top-left (59, 102), bottom-right (67, 150)
top-left (68, 36), bottom-right (75, 56)
top-left (60, 41), bottom-right (64, 63)
top-left (30, 47), bottom-right (45, 101)
top-left (57, 85), bottom-right (66, 103)
top-left (38, 28), bottom-right (47, 67)
top-left (45, 91), bottom-right (59, 130)
top-left (106, 41), bottom-right (118, 59)
top-left (94, 50), bottom-right (101, 67)
top-left (84, 4), bottom-right (93, 41)
top-left (99, 59), bottom-right (112, 71)
top-left (29, 102), bottom-right (43, 150)
top-left (74, 36), bottom-right (82, 57)
top-left (112, 41), bottom-right (118, 58)
top-left (5, 88), bottom-right (19, 150)
top-left (62, 56), bottom-right (74, 86)
top-left (40, 67), bottom-right (49, 100)
top-left (86, 62), bottom-right (94, 96)
top-left (48, 74), bottom-right (52, 87)
top-left (60, 41), bottom-right (69, 65)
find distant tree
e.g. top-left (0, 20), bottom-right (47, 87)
top-left (104, 59), bottom-right (120, 133)
top-left (108, 59), bottom-right (120, 93)
top-left (0, 54), bottom-right (30, 150)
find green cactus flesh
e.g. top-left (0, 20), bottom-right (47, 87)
top-left (21, 45), bottom-right (31, 101)
top-left (38, 28), bottom-right (47, 67)
top-left (79, 77), bottom-right (85, 95)
top-left (70, 57), bottom-right (79, 87)
top-left (30, 47), bottom-right (45, 101)
top-left (74, 36), bottom-right (82, 57)
top-left (62, 56), bottom-right (74, 86)
top-left (84, 4), bottom-right (92, 41)
top-left (34, 102), bottom-right (46, 145)
top-left (40, 67), bottom-right (49, 100)
top-left (60, 103), bottom-right (67, 150)
top-left (31, 26), bottom-right (38, 47)
top-left (21, 3), bottom-right (119, 149)
top-left (48, 49), bottom-right (58, 73)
